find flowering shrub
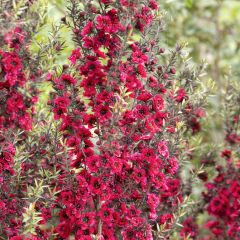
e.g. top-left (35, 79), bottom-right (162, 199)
top-left (2, 0), bottom-right (239, 240)
top-left (179, 81), bottom-right (240, 240)
top-left (0, 24), bottom-right (37, 240)
top-left (46, 1), bottom-right (205, 239)
top-left (203, 162), bottom-right (240, 239)
top-left (201, 84), bottom-right (240, 240)
top-left (0, 1), bottom-right (45, 238)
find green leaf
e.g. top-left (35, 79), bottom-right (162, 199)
top-left (185, 0), bottom-right (193, 8)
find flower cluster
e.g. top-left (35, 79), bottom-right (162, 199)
top-left (203, 162), bottom-right (240, 239)
top-left (0, 50), bottom-right (35, 129)
top-left (179, 85), bottom-right (240, 240)
top-left (0, 20), bottom-right (40, 239)
top-left (180, 216), bottom-right (199, 239)
top-left (201, 112), bottom-right (240, 239)
top-left (2, 0), bottom-right (230, 239)
top-left (48, 1), bottom-right (204, 239)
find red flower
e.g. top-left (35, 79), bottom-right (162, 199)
top-left (205, 221), bottom-right (223, 236)
top-left (208, 195), bottom-right (228, 217)
top-left (167, 157), bottom-right (179, 174)
top-left (147, 193), bottom-right (159, 210)
top-left (152, 94), bottom-right (164, 111)
top-left (60, 191), bottom-right (74, 205)
top-left (99, 206), bottom-right (114, 223)
top-left (53, 95), bottom-right (70, 119)
top-left (159, 213), bottom-right (173, 228)
top-left (94, 104), bottom-right (112, 121)
top-left (68, 48), bottom-right (81, 64)
top-left (157, 141), bottom-right (169, 159)
top-left (10, 237), bottom-right (23, 240)
top-left (77, 212), bottom-right (96, 229)
top-left (96, 15), bottom-right (115, 33)
top-left (180, 217), bottom-right (199, 239)
top-left (60, 74), bottom-right (76, 85)
top-left (175, 88), bottom-right (186, 102)
top-left (137, 64), bottom-right (147, 78)
top-left (137, 90), bottom-right (152, 102)
top-left (81, 21), bottom-right (94, 36)
top-left (86, 155), bottom-right (100, 173)
top-left (100, 0), bottom-right (112, 4)
top-left (149, 0), bottom-right (158, 10)
top-left (110, 157), bottom-right (123, 173)
top-left (132, 168), bottom-right (146, 184)
top-left (75, 227), bottom-right (95, 239)
top-left (134, 104), bottom-right (149, 118)
top-left (4, 27), bottom-right (26, 49)
top-left (1, 52), bottom-right (23, 74)
top-left (55, 221), bottom-right (72, 238)
top-left (90, 177), bottom-right (104, 195)
top-left (221, 149), bottom-right (232, 159)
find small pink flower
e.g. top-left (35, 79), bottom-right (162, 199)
top-left (157, 141), bottom-right (169, 158)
